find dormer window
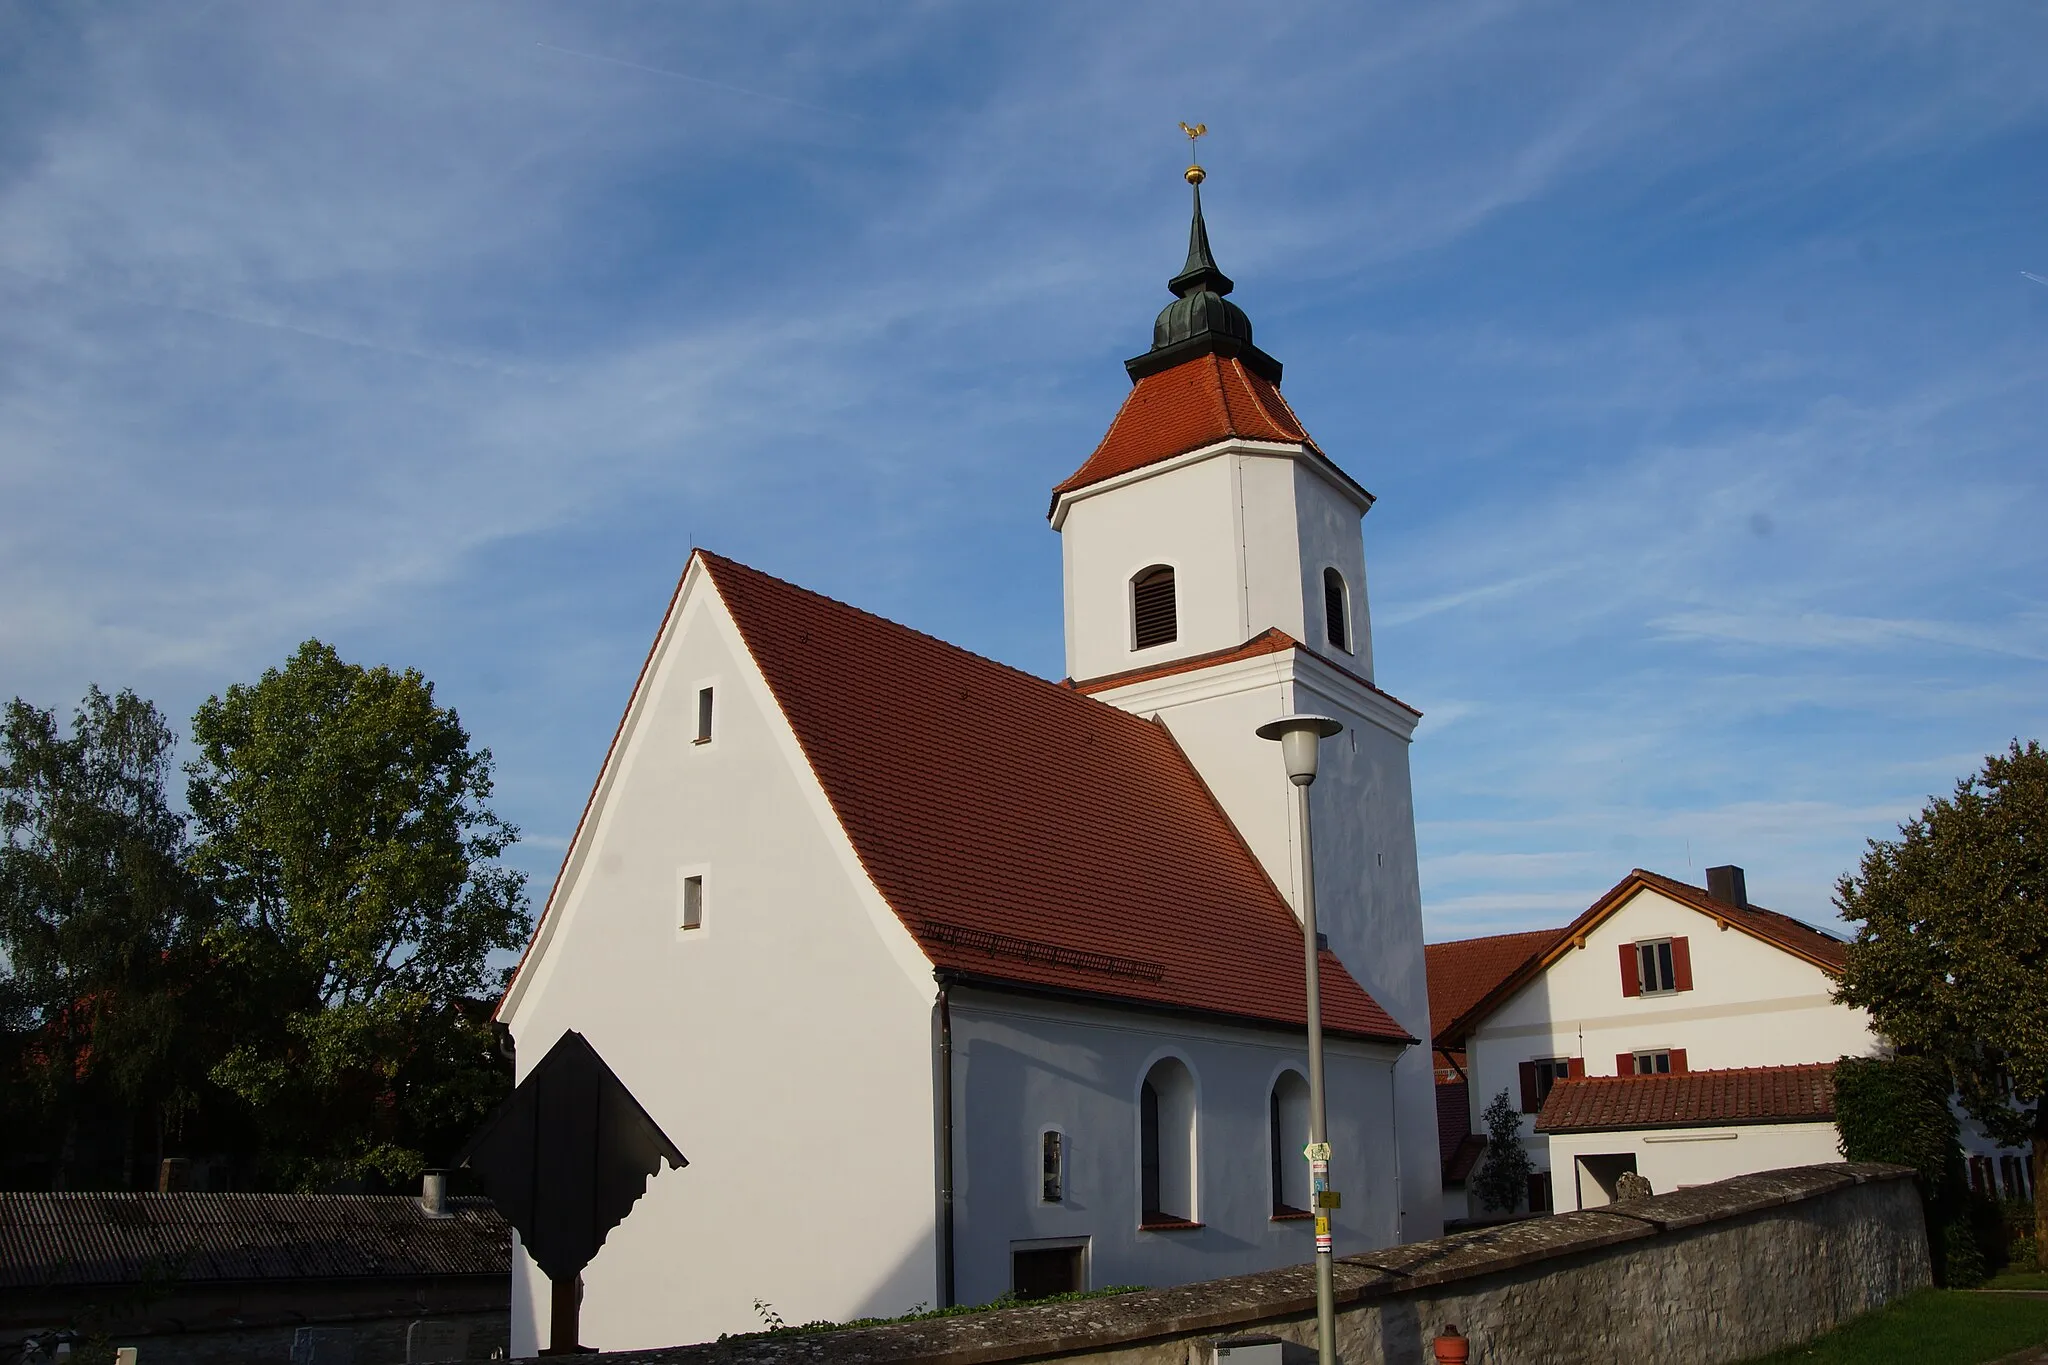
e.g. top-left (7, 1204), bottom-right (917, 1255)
top-left (1323, 568), bottom-right (1349, 653)
top-left (1132, 566), bottom-right (1177, 650)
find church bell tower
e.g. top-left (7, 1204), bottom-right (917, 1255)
top-left (1049, 157), bottom-right (1443, 1237)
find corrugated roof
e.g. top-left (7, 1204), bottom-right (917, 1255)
top-left (1424, 927), bottom-right (1565, 1046)
top-left (1051, 353), bottom-right (1339, 503)
top-left (699, 552), bottom-right (1411, 1045)
top-left (0, 1193), bottom-right (508, 1289)
top-left (1534, 1063), bottom-right (1837, 1135)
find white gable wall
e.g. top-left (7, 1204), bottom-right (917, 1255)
top-left (947, 991), bottom-right (1405, 1302)
top-left (499, 569), bottom-right (941, 1353)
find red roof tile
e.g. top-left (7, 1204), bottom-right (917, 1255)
top-left (1053, 353), bottom-right (1321, 499)
top-left (699, 552), bottom-right (1409, 1044)
top-left (1436, 870), bottom-right (1850, 1048)
top-left (1424, 928), bottom-right (1565, 1046)
top-left (1534, 1063), bottom-right (1837, 1134)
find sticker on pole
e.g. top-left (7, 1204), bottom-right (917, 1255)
top-left (1304, 1142), bottom-right (1331, 1161)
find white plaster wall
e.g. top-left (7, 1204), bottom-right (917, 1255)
top-left (1465, 886), bottom-right (1878, 1196)
top-left (947, 991), bottom-right (1403, 1303)
top-left (501, 574), bottom-right (939, 1353)
top-left (1547, 1123), bottom-right (1844, 1211)
top-left (1292, 462), bottom-right (1374, 680)
top-left (1059, 450), bottom-right (1251, 682)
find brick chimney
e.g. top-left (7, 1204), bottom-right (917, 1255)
top-left (1705, 865), bottom-right (1748, 908)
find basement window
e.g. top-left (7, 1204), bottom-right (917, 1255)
top-left (1131, 566), bottom-right (1177, 651)
top-left (695, 687), bottom-right (714, 744)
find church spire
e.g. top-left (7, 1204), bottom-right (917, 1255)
top-left (1126, 142), bottom-right (1283, 384)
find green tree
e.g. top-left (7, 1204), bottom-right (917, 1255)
top-left (0, 689), bottom-right (218, 1189)
top-left (1472, 1087), bottom-right (1533, 1215)
top-left (187, 640), bottom-right (530, 1189)
top-left (1836, 740), bottom-right (2048, 1261)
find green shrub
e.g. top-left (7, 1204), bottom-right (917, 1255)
top-left (1833, 1055), bottom-right (1989, 1285)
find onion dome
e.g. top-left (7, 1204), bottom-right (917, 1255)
top-left (1127, 175), bottom-right (1283, 384)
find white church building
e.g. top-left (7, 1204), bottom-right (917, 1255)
top-left (494, 175), bottom-right (1440, 1354)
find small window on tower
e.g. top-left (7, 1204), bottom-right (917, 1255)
top-left (695, 687), bottom-right (714, 744)
top-left (1131, 566), bottom-right (1177, 650)
top-left (1323, 568), bottom-right (1349, 653)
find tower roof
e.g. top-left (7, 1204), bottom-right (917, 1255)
top-left (1128, 180), bottom-right (1283, 384)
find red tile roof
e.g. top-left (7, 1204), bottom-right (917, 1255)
top-left (1425, 927), bottom-right (1565, 1046)
top-left (1534, 1063), bottom-right (1837, 1134)
top-left (1435, 870), bottom-right (1850, 1048)
top-left (1052, 353), bottom-right (1325, 500)
top-left (1065, 627), bottom-right (1422, 719)
top-left (699, 552), bottom-right (1409, 1044)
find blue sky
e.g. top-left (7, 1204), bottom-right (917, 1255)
top-left (2, 2), bottom-right (2043, 943)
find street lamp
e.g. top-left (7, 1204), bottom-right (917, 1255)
top-left (1255, 713), bottom-right (1344, 1365)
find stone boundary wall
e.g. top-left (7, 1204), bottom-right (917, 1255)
top-left (560, 1164), bottom-right (1928, 1365)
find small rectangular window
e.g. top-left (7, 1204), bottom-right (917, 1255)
top-left (1637, 940), bottom-right (1676, 994)
top-left (1041, 1131), bottom-right (1064, 1203)
top-left (680, 874), bottom-right (704, 932)
top-left (694, 687), bottom-right (714, 744)
top-left (1633, 1049), bottom-right (1672, 1075)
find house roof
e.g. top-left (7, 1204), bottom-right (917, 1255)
top-left (1435, 869), bottom-right (1850, 1049)
top-left (1065, 626), bottom-right (1421, 718)
top-left (1051, 352), bottom-right (1354, 505)
top-left (1425, 927), bottom-right (1565, 1047)
top-left (1534, 1063), bottom-right (1837, 1135)
top-left (663, 552), bottom-right (1409, 1044)
top-left (0, 1193), bottom-right (508, 1290)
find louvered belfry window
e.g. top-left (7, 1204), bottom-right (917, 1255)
top-left (1132, 566), bottom-right (1177, 650)
top-left (1323, 568), bottom-right (1348, 652)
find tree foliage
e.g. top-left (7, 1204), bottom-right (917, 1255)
top-left (0, 689), bottom-right (220, 1189)
top-left (187, 640), bottom-right (531, 1189)
top-left (1836, 740), bottom-right (2048, 1261)
top-left (1473, 1087), bottom-right (1533, 1215)
top-left (1834, 1053), bottom-right (1987, 1286)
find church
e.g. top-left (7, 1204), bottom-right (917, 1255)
top-left (493, 165), bottom-right (1441, 1355)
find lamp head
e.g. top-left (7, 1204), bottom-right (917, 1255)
top-left (1254, 714), bottom-right (1343, 786)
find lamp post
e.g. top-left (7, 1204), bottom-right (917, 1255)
top-left (1255, 713), bottom-right (1344, 1365)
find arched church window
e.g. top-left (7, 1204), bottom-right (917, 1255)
top-left (1132, 566), bottom-right (1177, 651)
top-left (1269, 1070), bottom-right (1311, 1214)
top-left (1323, 568), bottom-right (1350, 653)
top-left (1139, 1056), bottom-right (1196, 1226)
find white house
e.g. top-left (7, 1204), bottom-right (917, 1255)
top-left (492, 175), bottom-right (1441, 1354)
top-left (1430, 866), bottom-right (2032, 1216)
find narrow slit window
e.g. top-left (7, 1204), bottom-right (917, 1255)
top-left (1041, 1131), bottom-right (1064, 1203)
top-left (695, 687), bottom-right (714, 744)
top-left (1131, 566), bottom-right (1177, 650)
top-left (1323, 568), bottom-right (1349, 652)
top-left (680, 874), bottom-right (704, 932)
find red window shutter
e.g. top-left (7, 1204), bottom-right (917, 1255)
top-left (1519, 1061), bottom-right (1539, 1113)
top-left (1619, 943), bottom-right (1641, 997)
top-left (1567, 1057), bottom-right (1585, 1078)
top-left (1670, 1048), bottom-right (1688, 1073)
top-left (1672, 936), bottom-right (1694, 991)
top-left (1617, 1052), bottom-right (1636, 1077)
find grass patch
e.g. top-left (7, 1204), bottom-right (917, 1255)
top-left (719, 1285), bottom-right (1146, 1342)
top-left (1741, 1289), bottom-right (2048, 1364)
top-left (1985, 1268), bottom-right (2048, 1292)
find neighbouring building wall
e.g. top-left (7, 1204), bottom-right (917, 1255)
top-left (1467, 887), bottom-right (1880, 1189)
top-left (1548, 1122), bottom-right (1844, 1211)
top-left (502, 577), bottom-right (940, 1353)
top-left (553, 1165), bottom-right (1926, 1365)
top-left (946, 992), bottom-right (1404, 1304)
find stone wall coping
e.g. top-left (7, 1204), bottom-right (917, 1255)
top-left (543, 1163), bottom-right (1914, 1365)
